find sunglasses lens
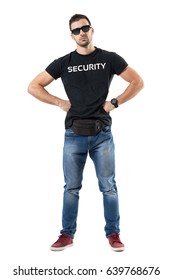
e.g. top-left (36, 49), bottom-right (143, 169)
top-left (72, 28), bottom-right (80, 35)
top-left (82, 25), bottom-right (90, 32)
top-left (71, 25), bottom-right (91, 35)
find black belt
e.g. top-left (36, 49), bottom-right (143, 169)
top-left (71, 119), bottom-right (104, 136)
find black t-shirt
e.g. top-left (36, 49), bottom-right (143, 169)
top-left (45, 47), bottom-right (128, 129)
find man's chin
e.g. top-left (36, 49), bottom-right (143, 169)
top-left (78, 41), bottom-right (90, 47)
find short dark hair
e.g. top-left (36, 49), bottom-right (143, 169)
top-left (69, 14), bottom-right (91, 30)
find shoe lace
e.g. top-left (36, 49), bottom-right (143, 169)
top-left (111, 233), bottom-right (121, 243)
top-left (58, 234), bottom-right (69, 242)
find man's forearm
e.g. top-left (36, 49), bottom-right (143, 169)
top-left (117, 77), bottom-right (144, 105)
top-left (27, 84), bottom-right (61, 106)
top-left (28, 84), bottom-right (71, 112)
top-left (117, 67), bottom-right (144, 106)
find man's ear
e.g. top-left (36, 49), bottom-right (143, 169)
top-left (71, 33), bottom-right (75, 40)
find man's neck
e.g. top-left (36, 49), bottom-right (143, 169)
top-left (76, 44), bottom-right (96, 55)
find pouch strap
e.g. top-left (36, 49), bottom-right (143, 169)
top-left (71, 119), bottom-right (104, 136)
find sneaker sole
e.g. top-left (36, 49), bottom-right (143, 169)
top-left (110, 246), bottom-right (125, 252)
top-left (50, 243), bottom-right (73, 251)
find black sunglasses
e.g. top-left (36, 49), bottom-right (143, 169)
top-left (71, 25), bottom-right (91, 35)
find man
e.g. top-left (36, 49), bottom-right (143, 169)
top-left (28, 14), bottom-right (144, 252)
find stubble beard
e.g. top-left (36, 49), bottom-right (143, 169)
top-left (77, 37), bottom-right (90, 48)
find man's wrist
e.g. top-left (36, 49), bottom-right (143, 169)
top-left (111, 98), bottom-right (119, 108)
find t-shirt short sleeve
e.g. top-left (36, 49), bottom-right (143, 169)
top-left (45, 59), bottom-right (62, 80)
top-left (110, 52), bottom-right (128, 75)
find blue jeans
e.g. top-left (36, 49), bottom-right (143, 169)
top-left (60, 126), bottom-right (120, 237)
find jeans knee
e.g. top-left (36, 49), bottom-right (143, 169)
top-left (98, 176), bottom-right (117, 194)
top-left (102, 187), bottom-right (117, 196)
top-left (64, 184), bottom-right (82, 196)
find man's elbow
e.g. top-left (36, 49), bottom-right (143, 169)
top-left (138, 77), bottom-right (144, 91)
top-left (27, 83), bottom-right (35, 96)
top-left (133, 76), bottom-right (144, 92)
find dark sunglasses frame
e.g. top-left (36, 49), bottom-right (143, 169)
top-left (71, 25), bottom-right (91, 35)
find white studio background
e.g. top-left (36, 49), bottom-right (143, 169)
top-left (0, 0), bottom-right (172, 279)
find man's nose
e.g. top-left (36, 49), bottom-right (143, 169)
top-left (80, 29), bottom-right (85, 35)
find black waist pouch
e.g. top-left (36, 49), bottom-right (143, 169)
top-left (71, 119), bottom-right (104, 136)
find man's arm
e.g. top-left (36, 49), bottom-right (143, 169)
top-left (103, 66), bottom-right (144, 112)
top-left (27, 71), bottom-right (71, 112)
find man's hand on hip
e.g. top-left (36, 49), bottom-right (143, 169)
top-left (103, 101), bottom-right (115, 113)
top-left (59, 100), bottom-right (71, 112)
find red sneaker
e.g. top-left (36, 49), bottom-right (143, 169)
top-left (50, 234), bottom-right (73, 251)
top-left (108, 233), bottom-right (125, 252)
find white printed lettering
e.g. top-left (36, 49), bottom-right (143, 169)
top-left (78, 65), bottom-right (83, 71)
top-left (67, 66), bottom-right (72, 73)
top-left (73, 66), bottom-right (78, 72)
top-left (101, 63), bottom-right (106, 69)
top-left (67, 62), bottom-right (107, 73)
